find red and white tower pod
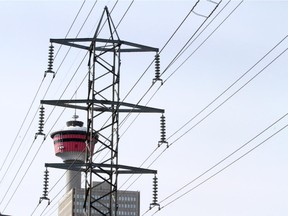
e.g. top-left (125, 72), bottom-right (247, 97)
top-left (51, 116), bottom-right (97, 192)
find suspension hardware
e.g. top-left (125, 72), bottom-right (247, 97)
top-left (39, 168), bottom-right (50, 205)
top-left (153, 53), bottom-right (163, 84)
top-left (35, 105), bottom-right (45, 137)
top-left (158, 114), bottom-right (168, 147)
top-left (44, 44), bottom-right (55, 78)
top-left (150, 174), bottom-right (160, 210)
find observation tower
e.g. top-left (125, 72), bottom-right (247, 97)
top-left (50, 115), bottom-right (98, 192)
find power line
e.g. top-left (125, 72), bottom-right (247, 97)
top-left (53, 0), bottom-right (87, 60)
top-left (1, 103), bottom-right (68, 212)
top-left (120, 0), bottom-right (237, 136)
top-left (134, 0), bottom-right (273, 165)
top-left (162, 0), bottom-right (242, 83)
top-left (160, 0), bottom-right (222, 77)
top-left (0, 52), bottom-right (89, 212)
top-left (115, 0), bottom-right (134, 29)
top-left (158, 112), bottom-right (288, 206)
top-left (0, 0), bottom-right (88, 191)
top-left (0, 78), bottom-right (45, 181)
top-left (120, 0), bottom-right (233, 137)
top-left (139, 39), bottom-right (288, 187)
top-left (52, 0), bottom-right (98, 79)
top-left (139, 36), bottom-right (288, 215)
top-left (119, 0), bottom-right (201, 105)
top-left (169, 43), bottom-right (288, 147)
top-left (0, 41), bottom-right (89, 214)
top-left (0, 138), bottom-right (39, 211)
top-left (34, 150), bottom-right (87, 216)
top-left (167, 33), bottom-right (288, 141)
top-left (123, 4), bottom-right (287, 197)
top-left (119, 0), bottom-right (223, 133)
top-left (117, 1), bottom-right (219, 146)
top-left (150, 116), bottom-right (288, 215)
top-left (159, 0), bottom-right (200, 54)
top-left (119, 0), bottom-right (237, 190)
top-left (0, 103), bottom-right (42, 188)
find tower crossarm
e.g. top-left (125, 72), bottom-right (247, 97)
top-left (50, 38), bottom-right (159, 53)
top-left (45, 163), bottom-right (157, 175)
top-left (41, 99), bottom-right (164, 113)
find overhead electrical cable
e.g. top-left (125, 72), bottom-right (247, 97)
top-left (32, 150), bottom-right (87, 216)
top-left (159, 0), bottom-right (200, 53)
top-left (53, 0), bottom-right (87, 60)
top-left (0, 0), bottom-right (109, 214)
top-left (1, 51), bottom-right (87, 202)
top-left (160, 0), bottom-right (222, 76)
top-left (43, 51), bottom-right (89, 125)
top-left (122, 0), bottom-right (240, 162)
top-left (141, 38), bottom-right (288, 177)
top-left (52, 0), bottom-right (98, 79)
top-left (168, 44), bottom-right (288, 146)
top-left (30, 203), bottom-right (41, 216)
top-left (118, 3), bottom-right (247, 189)
top-left (0, 137), bottom-right (38, 209)
top-left (31, 72), bottom-right (89, 215)
top-left (163, 0), bottom-right (242, 82)
top-left (119, 0), bottom-right (238, 190)
top-left (0, 0), bottom-right (88, 179)
top-left (118, 0), bottom-right (231, 176)
top-left (123, 3), bottom-right (288, 194)
top-left (1, 51), bottom-right (89, 212)
top-left (140, 41), bottom-right (288, 215)
top-left (0, 104), bottom-right (39, 188)
top-left (158, 112), bottom-right (288, 206)
top-left (114, 0), bottom-right (134, 29)
top-left (149, 118), bottom-right (288, 215)
top-left (167, 34), bottom-right (288, 141)
top-left (121, 0), bottom-right (232, 126)
top-left (0, 0), bottom-right (91, 188)
top-left (119, 146), bottom-right (159, 189)
top-left (120, 0), bottom-right (201, 105)
top-left (119, 0), bottom-right (222, 132)
top-left (39, 0), bottom-right (97, 121)
top-left (120, 0), bottom-right (233, 133)
top-left (42, 202), bottom-right (58, 216)
top-left (0, 78), bottom-right (45, 182)
top-left (1, 105), bottom-right (68, 212)
top-left (39, 204), bottom-right (50, 216)
top-left (161, 0), bottom-right (235, 79)
top-left (0, 3), bottom-right (97, 214)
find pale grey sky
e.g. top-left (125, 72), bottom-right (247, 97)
top-left (0, 1), bottom-right (288, 215)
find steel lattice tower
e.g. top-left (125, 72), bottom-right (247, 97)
top-left (41, 7), bottom-right (164, 216)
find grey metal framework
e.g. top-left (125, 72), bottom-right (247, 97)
top-left (42, 7), bottom-right (163, 216)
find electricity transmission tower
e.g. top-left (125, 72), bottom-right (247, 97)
top-left (41, 7), bottom-right (165, 216)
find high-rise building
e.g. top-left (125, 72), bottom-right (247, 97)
top-left (58, 182), bottom-right (140, 216)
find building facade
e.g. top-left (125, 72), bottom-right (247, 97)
top-left (58, 182), bottom-right (140, 216)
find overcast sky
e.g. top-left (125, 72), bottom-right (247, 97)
top-left (0, 0), bottom-right (288, 216)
